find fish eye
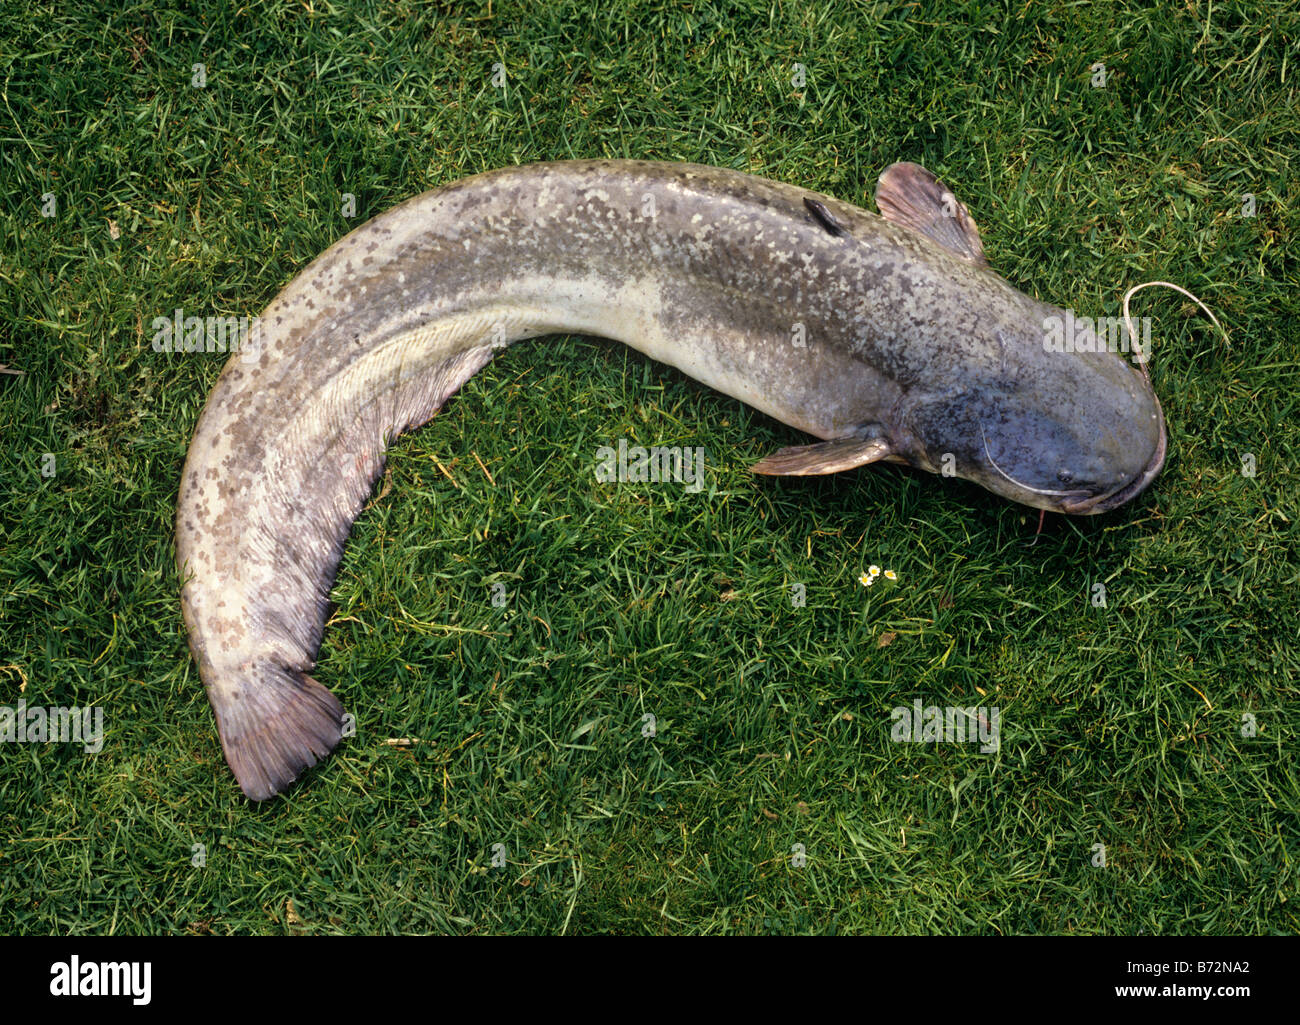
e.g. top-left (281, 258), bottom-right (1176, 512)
top-left (1057, 469), bottom-right (1074, 484)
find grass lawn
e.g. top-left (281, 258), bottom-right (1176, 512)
top-left (0, 0), bottom-right (1296, 934)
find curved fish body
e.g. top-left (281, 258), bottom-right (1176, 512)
top-left (176, 159), bottom-right (1166, 799)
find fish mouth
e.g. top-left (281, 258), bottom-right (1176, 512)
top-left (1059, 401), bottom-right (1168, 516)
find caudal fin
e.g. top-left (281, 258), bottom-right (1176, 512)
top-left (207, 660), bottom-right (344, 801)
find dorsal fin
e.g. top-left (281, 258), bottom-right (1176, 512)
top-left (803, 197), bottom-right (849, 238)
top-left (874, 162), bottom-right (989, 268)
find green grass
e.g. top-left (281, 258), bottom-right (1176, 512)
top-left (1, 0), bottom-right (1297, 934)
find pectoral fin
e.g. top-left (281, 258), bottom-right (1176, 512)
top-left (875, 162), bottom-right (989, 268)
top-left (750, 436), bottom-right (894, 476)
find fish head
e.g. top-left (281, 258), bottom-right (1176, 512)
top-left (901, 339), bottom-right (1167, 515)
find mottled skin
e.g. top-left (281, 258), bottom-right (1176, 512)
top-left (177, 159), bottom-right (1166, 799)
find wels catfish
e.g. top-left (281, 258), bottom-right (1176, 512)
top-left (176, 159), bottom-right (1166, 799)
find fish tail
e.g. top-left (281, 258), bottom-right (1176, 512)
top-left (208, 659), bottom-right (344, 801)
